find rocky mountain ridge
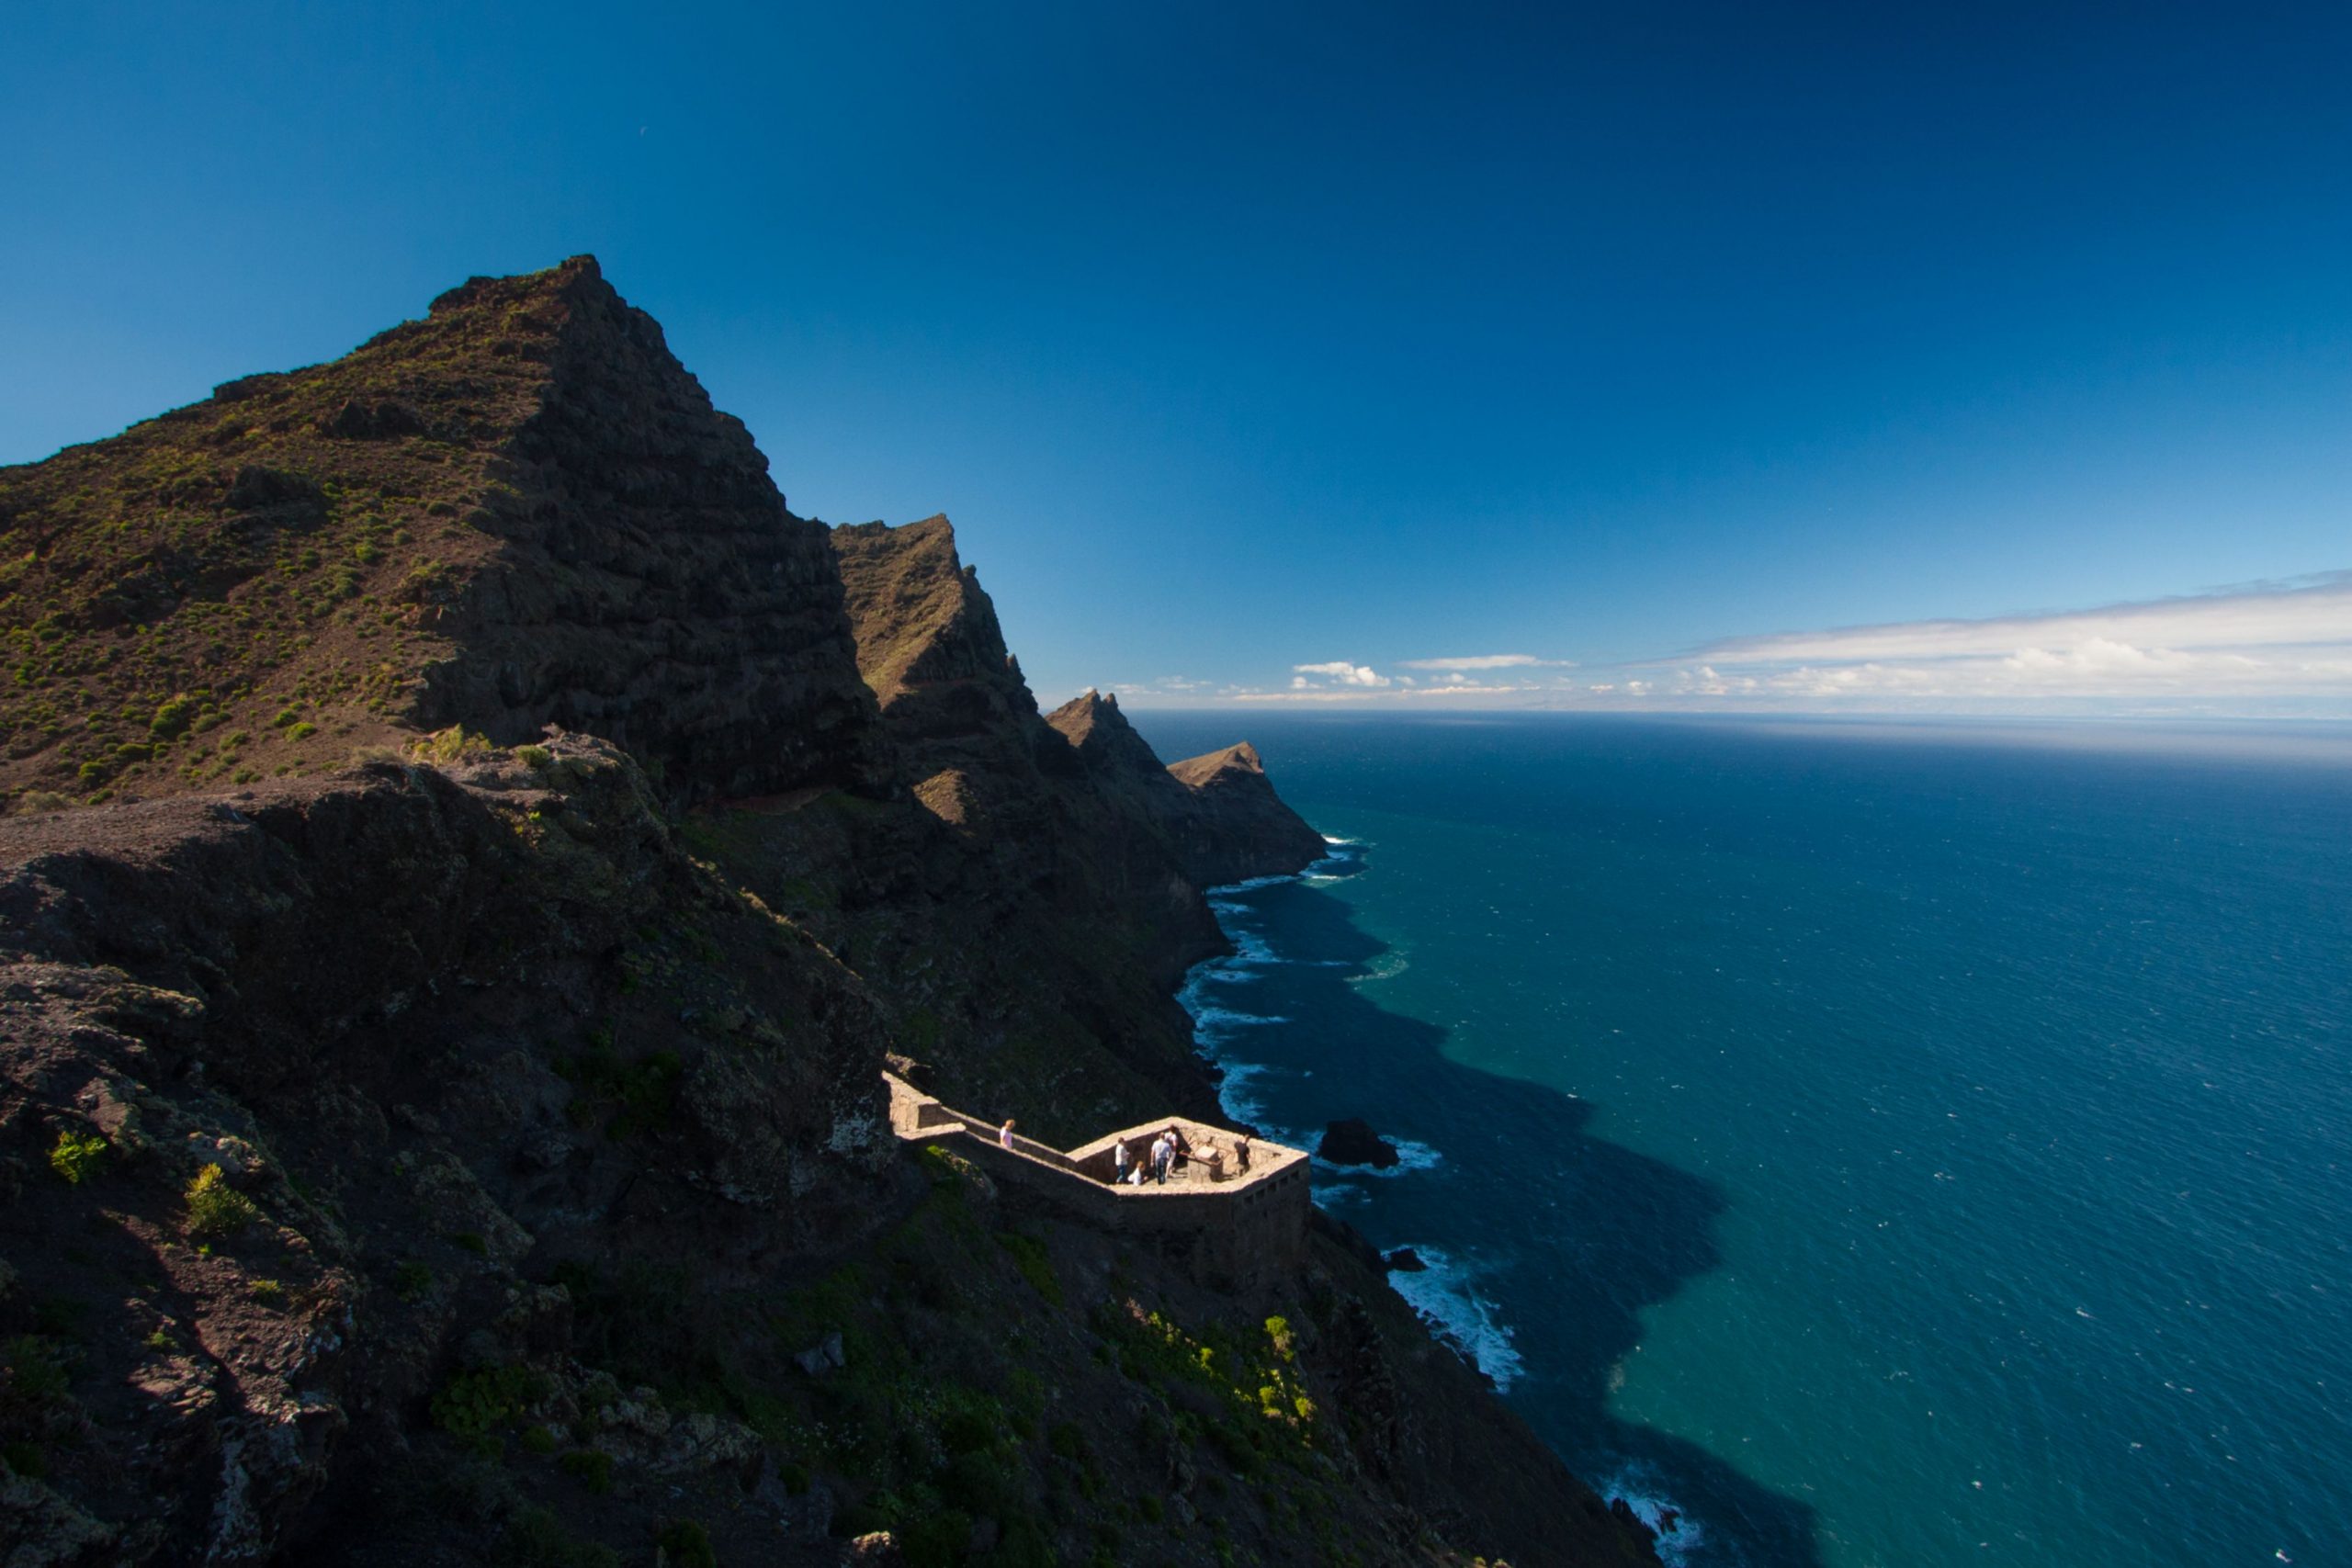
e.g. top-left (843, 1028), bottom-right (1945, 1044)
top-left (0, 260), bottom-right (1655, 1567)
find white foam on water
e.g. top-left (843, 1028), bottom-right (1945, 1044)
top-left (1211, 871), bottom-right (1303, 892)
top-left (1597, 1464), bottom-right (1707, 1567)
top-left (1207, 1057), bottom-right (1281, 1128)
top-left (1384, 1247), bottom-right (1524, 1390)
top-left (1315, 1137), bottom-right (1444, 1178)
top-left (1349, 950), bottom-right (1410, 984)
top-left (1185, 1005), bottom-right (1291, 1041)
top-left (1309, 1176), bottom-right (1369, 1208)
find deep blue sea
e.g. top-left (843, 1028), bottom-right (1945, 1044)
top-left (1132, 713), bottom-right (2352, 1568)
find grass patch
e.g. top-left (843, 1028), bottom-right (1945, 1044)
top-left (432, 1363), bottom-right (552, 1439)
top-left (558, 1448), bottom-right (614, 1495)
top-left (994, 1231), bottom-right (1063, 1305)
top-left (185, 1163), bottom-right (261, 1237)
top-left (47, 1130), bottom-right (106, 1185)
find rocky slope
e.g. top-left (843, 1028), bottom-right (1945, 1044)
top-left (0, 256), bottom-right (883, 808)
top-left (0, 261), bottom-right (1657, 1567)
top-left (1048, 691), bottom-right (1327, 891)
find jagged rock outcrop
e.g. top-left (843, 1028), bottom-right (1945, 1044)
top-left (1321, 1117), bottom-right (1405, 1169)
top-left (0, 738), bottom-right (896, 1564)
top-left (1164, 739), bottom-right (1329, 885)
top-left (1049, 689), bottom-right (1328, 889)
top-left (0, 257), bottom-right (884, 808)
top-left (0, 262), bottom-right (1657, 1568)
top-left (830, 514), bottom-right (1061, 836)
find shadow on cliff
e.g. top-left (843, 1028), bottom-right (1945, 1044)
top-left (1188, 866), bottom-right (1824, 1568)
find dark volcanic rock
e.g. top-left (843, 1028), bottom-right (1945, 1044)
top-left (1164, 738), bottom-right (1329, 885)
top-left (413, 259), bottom-right (888, 804)
top-left (1320, 1117), bottom-right (1403, 1168)
top-left (1046, 689), bottom-right (1327, 888)
top-left (0, 262), bottom-right (1658, 1568)
top-left (1384, 1247), bottom-right (1429, 1272)
top-left (0, 738), bottom-right (895, 1564)
top-left (0, 255), bottom-right (887, 808)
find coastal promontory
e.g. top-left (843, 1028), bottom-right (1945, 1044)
top-left (0, 260), bottom-right (1655, 1567)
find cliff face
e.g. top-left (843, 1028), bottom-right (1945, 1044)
top-left (0, 739), bottom-right (897, 1564)
top-left (0, 264), bottom-right (1655, 1568)
top-left (0, 257), bottom-right (883, 807)
top-left (1047, 690), bottom-right (1329, 890)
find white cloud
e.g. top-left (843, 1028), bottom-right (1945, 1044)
top-left (1292, 661), bottom-right (1391, 687)
top-left (1603, 572), bottom-right (2352, 714)
top-left (1195, 572), bottom-right (2351, 716)
top-left (1700, 573), bottom-right (2352, 664)
top-left (1398, 653), bottom-right (1575, 670)
top-left (1235, 681), bottom-right (1531, 704)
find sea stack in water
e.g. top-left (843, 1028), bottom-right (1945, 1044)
top-left (1319, 1117), bottom-right (1403, 1168)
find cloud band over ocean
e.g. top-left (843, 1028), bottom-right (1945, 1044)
top-left (1091, 571), bottom-right (2352, 716)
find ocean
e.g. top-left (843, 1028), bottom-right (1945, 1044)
top-left (1131, 712), bottom-right (2352, 1568)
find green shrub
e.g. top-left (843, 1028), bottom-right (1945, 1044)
top-left (994, 1232), bottom-right (1062, 1304)
top-left (497, 1504), bottom-right (619, 1568)
top-left (48, 1130), bottom-right (106, 1185)
top-left (271, 706), bottom-right (302, 728)
top-left (149, 694), bottom-right (198, 739)
top-left (559, 1448), bottom-right (614, 1495)
top-left (391, 1259), bottom-right (434, 1301)
top-left (288, 721), bottom-right (318, 740)
top-left (654, 1520), bottom-right (715, 1568)
top-left (185, 1164), bottom-right (261, 1237)
top-left (514, 744), bottom-right (553, 771)
top-left (520, 1424), bottom-right (558, 1455)
top-left (2, 1441), bottom-right (45, 1479)
top-left (899, 1509), bottom-right (974, 1568)
top-left (248, 1279), bottom-right (286, 1307)
top-left (3, 1337), bottom-right (70, 1402)
top-left (431, 1364), bottom-right (551, 1439)
top-left (409, 725), bottom-right (496, 763)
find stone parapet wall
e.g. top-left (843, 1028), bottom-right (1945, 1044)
top-left (882, 1073), bottom-right (1308, 1290)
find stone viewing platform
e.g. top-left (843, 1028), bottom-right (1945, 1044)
top-left (883, 1072), bottom-right (1310, 1291)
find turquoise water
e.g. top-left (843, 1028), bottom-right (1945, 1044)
top-left (1135, 714), bottom-right (2352, 1568)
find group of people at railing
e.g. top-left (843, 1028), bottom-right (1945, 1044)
top-left (1107, 1122), bottom-right (1251, 1187)
top-left (986, 1113), bottom-right (1255, 1190)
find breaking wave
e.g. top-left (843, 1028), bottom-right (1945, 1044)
top-left (1383, 1247), bottom-right (1524, 1390)
top-left (1597, 1463), bottom-right (1707, 1567)
top-left (1314, 1137), bottom-right (1443, 1179)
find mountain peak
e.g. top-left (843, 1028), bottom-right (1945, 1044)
top-left (831, 513), bottom-right (1020, 711)
top-left (0, 259), bottom-right (879, 807)
top-left (1168, 741), bottom-right (1266, 784)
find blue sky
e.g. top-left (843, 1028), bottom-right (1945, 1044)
top-left (6, 1), bottom-right (2347, 714)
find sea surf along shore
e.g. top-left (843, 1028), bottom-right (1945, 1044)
top-left (1137, 710), bottom-right (2352, 1568)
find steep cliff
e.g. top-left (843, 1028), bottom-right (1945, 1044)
top-left (0, 739), bottom-right (898, 1564)
top-left (0, 257), bottom-right (883, 808)
top-left (1047, 690), bottom-right (1328, 890)
top-left (0, 263), bottom-right (1657, 1568)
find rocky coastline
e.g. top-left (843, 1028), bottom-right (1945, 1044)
top-left (0, 259), bottom-right (1657, 1566)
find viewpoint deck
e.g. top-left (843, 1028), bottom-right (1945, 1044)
top-left (883, 1073), bottom-right (1309, 1291)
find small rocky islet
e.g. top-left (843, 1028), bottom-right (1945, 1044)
top-left (0, 259), bottom-right (1662, 1566)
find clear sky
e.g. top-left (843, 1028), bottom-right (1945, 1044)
top-left (6, 1), bottom-right (2347, 715)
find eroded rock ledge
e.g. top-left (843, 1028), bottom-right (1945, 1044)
top-left (0, 260), bottom-right (1656, 1568)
